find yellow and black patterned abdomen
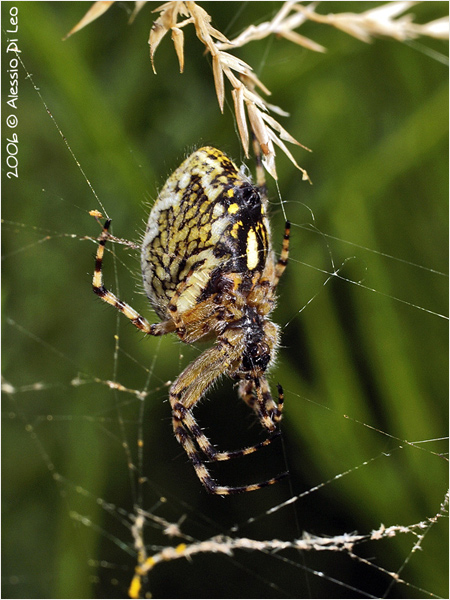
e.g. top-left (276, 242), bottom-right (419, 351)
top-left (141, 147), bottom-right (271, 319)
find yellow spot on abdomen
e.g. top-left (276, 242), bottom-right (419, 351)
top-left (227, 203), bottom-right (239, 214)
top-left (231, 223), bottom-right (240, 239)
top-left (246, 228), bottom-right (259, 270)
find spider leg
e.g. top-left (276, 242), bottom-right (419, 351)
top-left (251, 134), bottom-right (290, 289)
top-left (156, 268), bottom-right (220, 342)
top-left (274, 383), bottom-right (285, 426)
top-left (239, 378), bottom-right (284, 431)
top-left (172, 344), bottom-right (281, 460)
top-left (92, 219), bottom-right (176, 336)
top-left (184, 405), bottom-right (282, 462)
top-left (273, 220), bottom-right (291, 287)
top-left (251, 221), bottom-right (290, 310)
top-left (170, 339), bottom-right (288, 494)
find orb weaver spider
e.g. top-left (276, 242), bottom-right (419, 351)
top-left (92, 146), bottom-right (290, 495)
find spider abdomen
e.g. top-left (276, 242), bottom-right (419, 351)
top-left (141, 147), bottom-right (272, 320)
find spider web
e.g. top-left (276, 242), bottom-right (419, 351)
top-left (2, 2), bottom-right (448, 599)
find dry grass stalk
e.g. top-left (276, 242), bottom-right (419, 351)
top-left (66, 1), bottom-right (448, 180)
top-left (128, 490), bottom-right (449, 598)
top-left (64, 1), bottom-right (115, 40)
top-left (293, 1), bottom-right (449, 43)
top-left (215, 1), bottom-right (326, 53)
top-left (147, 1), bottom-right (311, 181)
top-left (65, 0), bottom-right (315, 181)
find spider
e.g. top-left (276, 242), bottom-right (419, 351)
top-left (92, 146), bottom-right (290, 495)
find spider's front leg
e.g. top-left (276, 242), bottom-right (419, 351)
top-left (92, 219), bottom-right (176, 336)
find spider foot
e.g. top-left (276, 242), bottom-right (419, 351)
top-left (209, 431), bottom-right (282, 462)
top-left (204, 470), bottom-right (289, 495)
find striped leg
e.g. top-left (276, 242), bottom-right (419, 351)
top-left (93, 221), bottom-right (214, 341)
top-left (255, 220), bottom-right (290, 300)
top-left (180, 402), bottom-right (282, 462)
top-left (251, 133), bottom-right (291, 281)
top-left (92, 219), bottom-right (176, 336)
top-left (238, 379), bottom-right (284, 431)
top-left (274, 220), bottom-right (290, 287)
top-left (170, 339), bottom-right (287, 494)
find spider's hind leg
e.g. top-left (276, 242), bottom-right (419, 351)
top-left (238, 378), bottom-right (284, 430)
top-left (169, 340), bottom-right (287, 494)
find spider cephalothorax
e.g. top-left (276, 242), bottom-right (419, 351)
top-left (93, 146), bottom-right (290, 494)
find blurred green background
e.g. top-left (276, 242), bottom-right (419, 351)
top-left (2, 2), bottom-right (448, 598)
